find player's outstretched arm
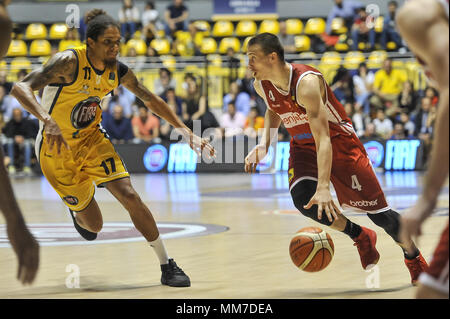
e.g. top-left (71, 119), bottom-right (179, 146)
top-left (397, 0), bottom-right (449, 243)
top-left (298, 74), bottom-right (340, 222)
top-left (0, 0), bottom-right (12, 58)
top-left (120, 67), bottom-right (215, 157)
top-left (244, 81), bottom-right (282, 173)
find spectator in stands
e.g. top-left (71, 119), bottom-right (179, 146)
top-left (399, 111), bottom-right (415, 137)
top-left (351, 6), bottom-right (376, 51)
top-left (154, 68), bottom-right (176, 96)
top-left (103, 105), bottom-right (135, 144)
top-left (424, 86), bottom-right (439, 106)
top-left (58, 28), bottom-right (81, 52)
top-left (119, 0), bottom-right (140, 41)
top-left (132, 104), bottom-right (160, 143)
top-left (370, 58), bottom-right (406, 117)
top-left (398, 81), bottom-right (418, 114)
top-left (244, 106), bottom-right (265, 138)
top-left (220, 100), bottom-right (246, 138)
top-left (373, 108), bottom-right (393, 139)
top-left (352, 103), bottom-right (370, 137)
top-left (0, 85), bottom-right (26, 122)
top-left (181, 73), bottom-right (197, 99)
top-left (142, 1), bottom-right (160, 45)
top-left (330, 66), bottom-right (354, 104)
top-left (381, 1), bottom-right (403, 51)
top-left (160, 87), bottom-right (183, 116)
top-left (353, 62), bottom-right (374, 114)
top-left (0, 70), bottom-right (12, 94)
top-left (108, 85), bottom-right (135, 119)
top-left (226, 48), bottom-right (240, 83)
top-left (164, 0), bottom-right (189, 38)
top-left (279, 21), bottom-right (296, 54)
top-left (182, 79), bottom-right (219, 133)
top-left (223, 81), bottom-right (251, 116)
top-left (159, 89), bottom-right (183, 141)
top-left (2, 108), bottom-right (34, 175)
top-left (360, 122), bottom-right (382, 143)
top-left (390, 122), bottom-right (413, 140)
top-left (326, 0), bottom-right (363, 35)
top-left (414, 97), bottom-right (435, 137)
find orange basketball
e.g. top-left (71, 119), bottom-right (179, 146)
top-left (289, 227), bottom-right (334, 272)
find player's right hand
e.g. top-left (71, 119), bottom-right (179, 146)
top-left (244, 144), bottom-right (267, 173)
top-left (44, 117), bottom-right (69, 154)
top-left (7, 220), bottom-right (40, 285)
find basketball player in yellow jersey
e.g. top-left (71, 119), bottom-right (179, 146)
top-left (11, 9), bottom-right (215, 287)
top-left (0, 0), bottom-right (39, 285)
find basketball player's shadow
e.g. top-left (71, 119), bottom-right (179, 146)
top-left (280, 284), bottom-right (413, 298)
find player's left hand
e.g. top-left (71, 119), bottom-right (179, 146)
top-left (304, 188), bottom-right (341, 223)
top-left (184, 131), bottom-right (216, 160)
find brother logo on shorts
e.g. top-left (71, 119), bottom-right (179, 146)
top-left (71, 96), bottom-right (101, 129)
top-left (350, 199), bottom-right (378, 207)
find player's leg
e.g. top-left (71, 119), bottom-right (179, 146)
top-left (104, 177), bottom-right (190, 287)
top-left (71, 198), bottom-right (103, 233)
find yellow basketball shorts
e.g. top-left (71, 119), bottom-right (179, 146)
top-left (39, 130), bottom-right (130, 212)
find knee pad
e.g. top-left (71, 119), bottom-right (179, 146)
top-left (367, 209), bottom-right (401, 243)
top-left (290, 179), bottom-right (333, 226)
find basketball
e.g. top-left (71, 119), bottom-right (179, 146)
top-left (289, 227), bottom-right (334, 272)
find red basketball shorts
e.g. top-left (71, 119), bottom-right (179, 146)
top-left (288, 134), bottom-right (390, 213)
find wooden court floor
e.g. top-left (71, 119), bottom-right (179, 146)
top-left (0, 171), bottom-right (448, 299)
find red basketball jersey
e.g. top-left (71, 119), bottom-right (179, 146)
top-left (258, 63), bottom-right (358, 149)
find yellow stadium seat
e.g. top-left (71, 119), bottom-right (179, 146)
top-left (321, 51), bottom-right (342, 66)
top-left (368, 50), bottom-right (387, 66)
top-left (258, 20), bottom-right (279, 34)
top-left (387, 41), bottom-right (397, 51)
top-left (207, 54), bottom-right (222, 67)
top-left (0, 60), bottom-right (7, 71)
top-left (335, 43), bottom-right (349, 52)
top-left (175, 31), bottom-right (191, 43)
top-left (241, 36), bottom-right (252, 53)
top-left (299, 52), bottom-right (317, 60)
top-left (286, 19), bottom-right (303, 35)
top-left (25, 23), bottom-right (47, 40)
top-left (375, 16), bottom-right (384, 33)
top-left (212, 20), bottom-right (234, 37)
top-left (193, 20), bottom-right (211, 36)
top-left (6, 40), bottom-right (27, 57)
top-left (294, 35), bottom-right (311, 52)
top-left (149, 38), bottom-right (169, 55)
top-left (49, 23), bottom-right (68, 40)
top-left (29, 39), bottom-right (51, 56)
top-left (344, 51), bottom-right (365, 69)
top-left (160, 55), bottom-right (176, 70)
top-left (218, 37), bottom-right (240, 54)
top-left (174, 42), bottom-right (190, 56)
top-left (58, 40), bottom-right (82, 52)
top-left (157, 30), bottom-right (166, 38)
top-left (330, 18), bottom-right (348, 34)
top-left (200, 38), bottom-right (217, 54)
top-left (10, 57), bottom-right (32, 74)
top-left (235, 20), bottom-right (257, 37)
top-left (304, 18), bottom-right (326, 35)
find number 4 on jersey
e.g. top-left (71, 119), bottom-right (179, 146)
top-left (351, 175), bottom-right (362, 191)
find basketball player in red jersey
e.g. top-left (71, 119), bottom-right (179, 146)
top-left (0, 0), bottom-right (39, 285)
top-left (396, 0), bottom-right (449, 298)
top-left (244, 33), bottom-right (427, 284)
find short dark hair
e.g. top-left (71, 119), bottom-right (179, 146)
top-left (86, 9), bottom-right (120, 42)
top-left (388, 1), bottom-right (398, 7)
top-left (248, 33), bottom-right (285, 62)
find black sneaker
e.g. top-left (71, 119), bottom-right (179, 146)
top-left (69, 209), bottom-right (97, 241)
top-left (160, 259), bottom-right (191, 287)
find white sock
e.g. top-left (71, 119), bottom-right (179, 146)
top-left (149, 236), bottom-right (170, 265)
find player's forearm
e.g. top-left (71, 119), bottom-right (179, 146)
top-left (316, 136), bottom-right (333, 190)
top-left (0, 149), bottom-right (25, 224)
top-left (421, 88), bottom-right (449, 204)
top-left (260, 110), bottom-right (281, 151)
top-left (10, 83), bottom-right (52, 124)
